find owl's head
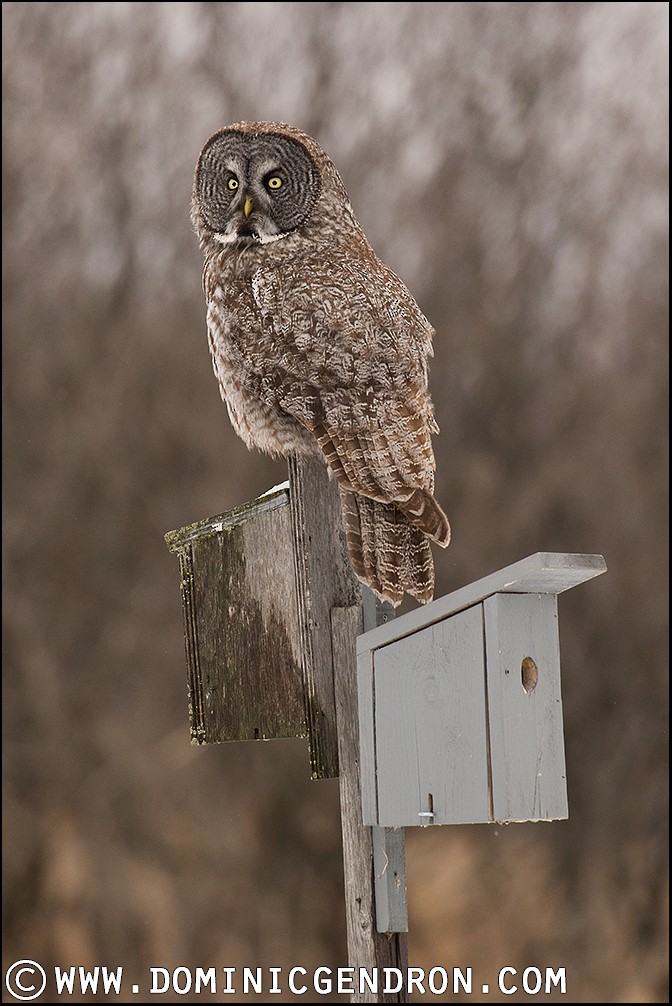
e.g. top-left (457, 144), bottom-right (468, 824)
top-left (192, 121), bottom-right (352, 249)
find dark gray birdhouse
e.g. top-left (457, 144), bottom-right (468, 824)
top-left (357, 552), bottom-right (606, 828)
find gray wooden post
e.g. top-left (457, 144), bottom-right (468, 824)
top-left (288, 457), bottom-right (410, 1001)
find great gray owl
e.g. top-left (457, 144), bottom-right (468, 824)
top-left (191, 121), bottom-right (450, 605)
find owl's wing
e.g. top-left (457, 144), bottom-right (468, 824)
top-left (249, 256), bottom-right (450, 546)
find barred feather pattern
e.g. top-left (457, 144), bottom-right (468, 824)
top-left (192, 121), bottom-right (450, 605)
top-left (340, 489), bottom-right (435, 605)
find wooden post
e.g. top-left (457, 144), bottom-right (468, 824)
top-left (289, 457), bottom-right (409, 1001)
top-left (287, 456), bottom-right (358, 779)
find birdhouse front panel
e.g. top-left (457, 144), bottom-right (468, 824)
top-left (372, 603), bottom-right (491, 828)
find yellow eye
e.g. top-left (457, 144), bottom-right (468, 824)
top-left (266, 176), bottom-right (283, 190)
top-left (227, 177), bottom-right (239, 191)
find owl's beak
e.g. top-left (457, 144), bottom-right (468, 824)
top-left (243, 196), bottom-right (253, 219)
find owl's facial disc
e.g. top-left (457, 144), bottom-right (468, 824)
top-left (197, 131), bottom-right (320, 247)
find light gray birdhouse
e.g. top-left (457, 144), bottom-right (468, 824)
top-left (357, 552), bottom-right (606, 828)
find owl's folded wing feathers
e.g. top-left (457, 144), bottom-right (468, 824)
top-left (309, 398), bottom-right (450, 547)
top-left (250, 259), bottom-right (451, 548)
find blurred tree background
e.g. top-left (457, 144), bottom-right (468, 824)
top-left (2, 2), bottom-right (668, 1002)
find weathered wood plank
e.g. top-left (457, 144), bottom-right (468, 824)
top-left (176, 546), bottom-right (205, 742)
top-left (332, 605), bottom-right (408, 1002)
top-left (372, 826), bottom-right (408, 935)
top-left (484, 593), bottom-right (569, 822)
top-left (288, 456), bottom-right (360, 779)
top-left (358, 647), bottom-right (378, 827)
top-left (370, 605), bottom-right (491, 827)
top-left (165, 485), bottom-right (305, 743)
top-left (165, 483), bottom-right (290, 551)
top-left (357, 552), bottom-right (607, 654)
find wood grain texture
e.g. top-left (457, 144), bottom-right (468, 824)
top-left (177, 546), bottom-right (205, 742)
top-left (288, 455), bottom-right (360, 778)
top-left (484, 592), bottom-right (569, 822)
top-left (165, 485), bottom-right (289, 551)
top-left (372, 826), bottom-right (408, 935)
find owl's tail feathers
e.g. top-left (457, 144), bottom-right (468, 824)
top-left (315, 423), bottom-right (450, 548)
top-left (340, 489), bottom-right (435, 607)
top-left (398, 487), bottom-right (451, 548)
